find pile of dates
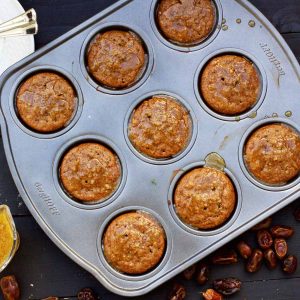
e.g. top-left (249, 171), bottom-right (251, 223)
top-left (168, 208), bottom-right (299, 300)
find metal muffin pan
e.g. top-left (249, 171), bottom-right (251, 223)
top-left (0, 0), bottom-right (300, 296)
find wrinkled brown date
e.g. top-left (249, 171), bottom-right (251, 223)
top-left (246, 249), bottom-right (263, 273)
top-left (212, 250), bottom-right (238, 265)
top-left (196, 263), bottom-right (209, 285)
top-left (168, 284), bottom-right (186, 300)
top-left (202, 289), bottom-right (223, 300)
top-left (282, 255), bottom-right (298, 274)
top-left (213, 278), bottom-right (241, 296)
top-left (0, 276), bottom-right (20, 300)
top-left (257, 230), bottom-right (273, 249)
top-left (294, 207), bottom-right (300, 222)
top-left (183, 264), bottom-right (196, 280)
top-left (264, 249), bottom-right (277, 269)
top-left (251, 217), bottom-right (272, 231)
top-left (236, 241), bottom-right (252, 259)
top-left (270, 225), bottom-right (294, 239)
top-left (274, 238), bottom-right (288, 260)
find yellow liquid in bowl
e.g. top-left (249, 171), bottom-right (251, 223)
top-left (0, 209), bottom-right (13, 267)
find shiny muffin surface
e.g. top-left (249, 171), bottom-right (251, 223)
top-left (60, 143), bottom-right (121, 202)
top-left (103, 211), bottom-right (166, 275)
top-left (87, 30), bottom-right (146, 89)
top-left (174, 167), bottom-right (236, 230)
top-left (244, 124), bottom-right (300, 185)
top-left (157, 0), bottom-right (216, 45)
top-left (128, 96), bottom-right (192, 159)
top-left (200, 55), bottom-right (261, 115)
top-left (16, 72), bottom-right (77, 133)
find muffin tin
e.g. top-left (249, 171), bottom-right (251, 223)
top-left (0, 0), bottom-right (300, 296)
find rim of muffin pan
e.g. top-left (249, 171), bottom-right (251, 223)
top-left (194, 48), bottom-right (267, 121)
top-left (239, 117), bottom-right (300, 191)
top-left (52, 135), bottom-right (127, 210)
top-left (123, 91), bottom-right (198, 165)
top-left (80, 22), bottom-right (154, 95)
top-left (168, 161), bottom-right (242, 236)
top-left (97, 206), bottom-right (172, 281)
top-left (9, 65), bottom-right (84, 139)
top-left (150, 0), bottom-right (223, 52)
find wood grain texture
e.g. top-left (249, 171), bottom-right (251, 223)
top-left (0, 0), bottom-right (300, 299)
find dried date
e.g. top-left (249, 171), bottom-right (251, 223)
top-left (0, 276), bottom-right (20, 300)
top-left (282, 255), bottom-right (298, 274)
top-left (183, 264), bottom-right (196, 280)
top-left (168, 284), bottom-right (186, 300)
top-left (213, 278), bottom-right (241, 295)
top-left (246, 249), bottom-right (263, 273)
top-left (77, 288), bottom-right (96, 300)
top-left (270, 225), bottom-right (294, 239)
top-left (264, 249), bottom-right (277, 269)
top-left (274, 238), bottom-right (288, 260)
top-left (236, 241), bottom-right (252, 259)
top-left (202, 289), bottom-right (223, 300)
top-left (251, 217), bottom-right (272, 231)
top-left (257, 230), bottom-right (273, 249)
top-left (212, 250), bottom-right (238, 265)
top-left (196, 263), bottom-right (209, 285)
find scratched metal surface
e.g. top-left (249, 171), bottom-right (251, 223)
top-left (0, 0), bottom-right (300, 296)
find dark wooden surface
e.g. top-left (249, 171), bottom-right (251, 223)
top-left (0, 0), bottom-right (300, 299)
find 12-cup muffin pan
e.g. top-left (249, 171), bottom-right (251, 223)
top-left (0, 0), bottom-right (300, 296)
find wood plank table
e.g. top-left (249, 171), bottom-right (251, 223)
top-left (1, 0), bottom-right (300, 299)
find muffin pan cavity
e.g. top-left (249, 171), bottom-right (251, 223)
top-left (124, 91), bottom-right (197, 165)
top-left (168, 156), bottom-right (242, 236)
top-left (239, 118), bottom-right (300, 191)
top-left (1, 0), bottom-right (300, 297)
top-left (80, 23), bottom-right (154, 95)
top-left (53, 135), bottom-right (127, 209)
top-left (10, 66), bottom-right (83, 139)
top-left (150, 0), bottom-right (222, 52)
top-left (194, 48), bottom-right (267, 121)
top-left (97, 207), bottom-right (171, 281)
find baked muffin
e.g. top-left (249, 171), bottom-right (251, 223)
top-left (244, 124), bottom-right (300, 185)
top-left (87, 30), bottom-right (146, 89)
top-left (103, 211), bottom-right (166, 275)
top-left (156, 0), bottom-right (216, 45)
top-left (128, 96), bottom-right (191, 159)
top-left (60, 143), bottom-right (121, 202)
top-left (174, 167), bottom-right (236, 230)
top-left (200, 55), bottom-right (261, 115)
top-left (16, 72), bottom-right (77, 132)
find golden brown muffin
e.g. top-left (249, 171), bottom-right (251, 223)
top-left (244, 124), bottom-right (300, 185)
top-left (128, 96), bottom-right (191, 159)
top-left (103, 211), bottom-right (166, 275)
top-left (60, 143), bottom-right (121, 202)
top-left (156, 0), bottom-right (216, 45)
top-left (200, 55), bottom-right (261, 115)
top-left (16, 72), bottom-right (77, 133)
top-left (174, 167), bottom-right (236, 230)
top-left (87, 30), bottom-right (146, 89)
